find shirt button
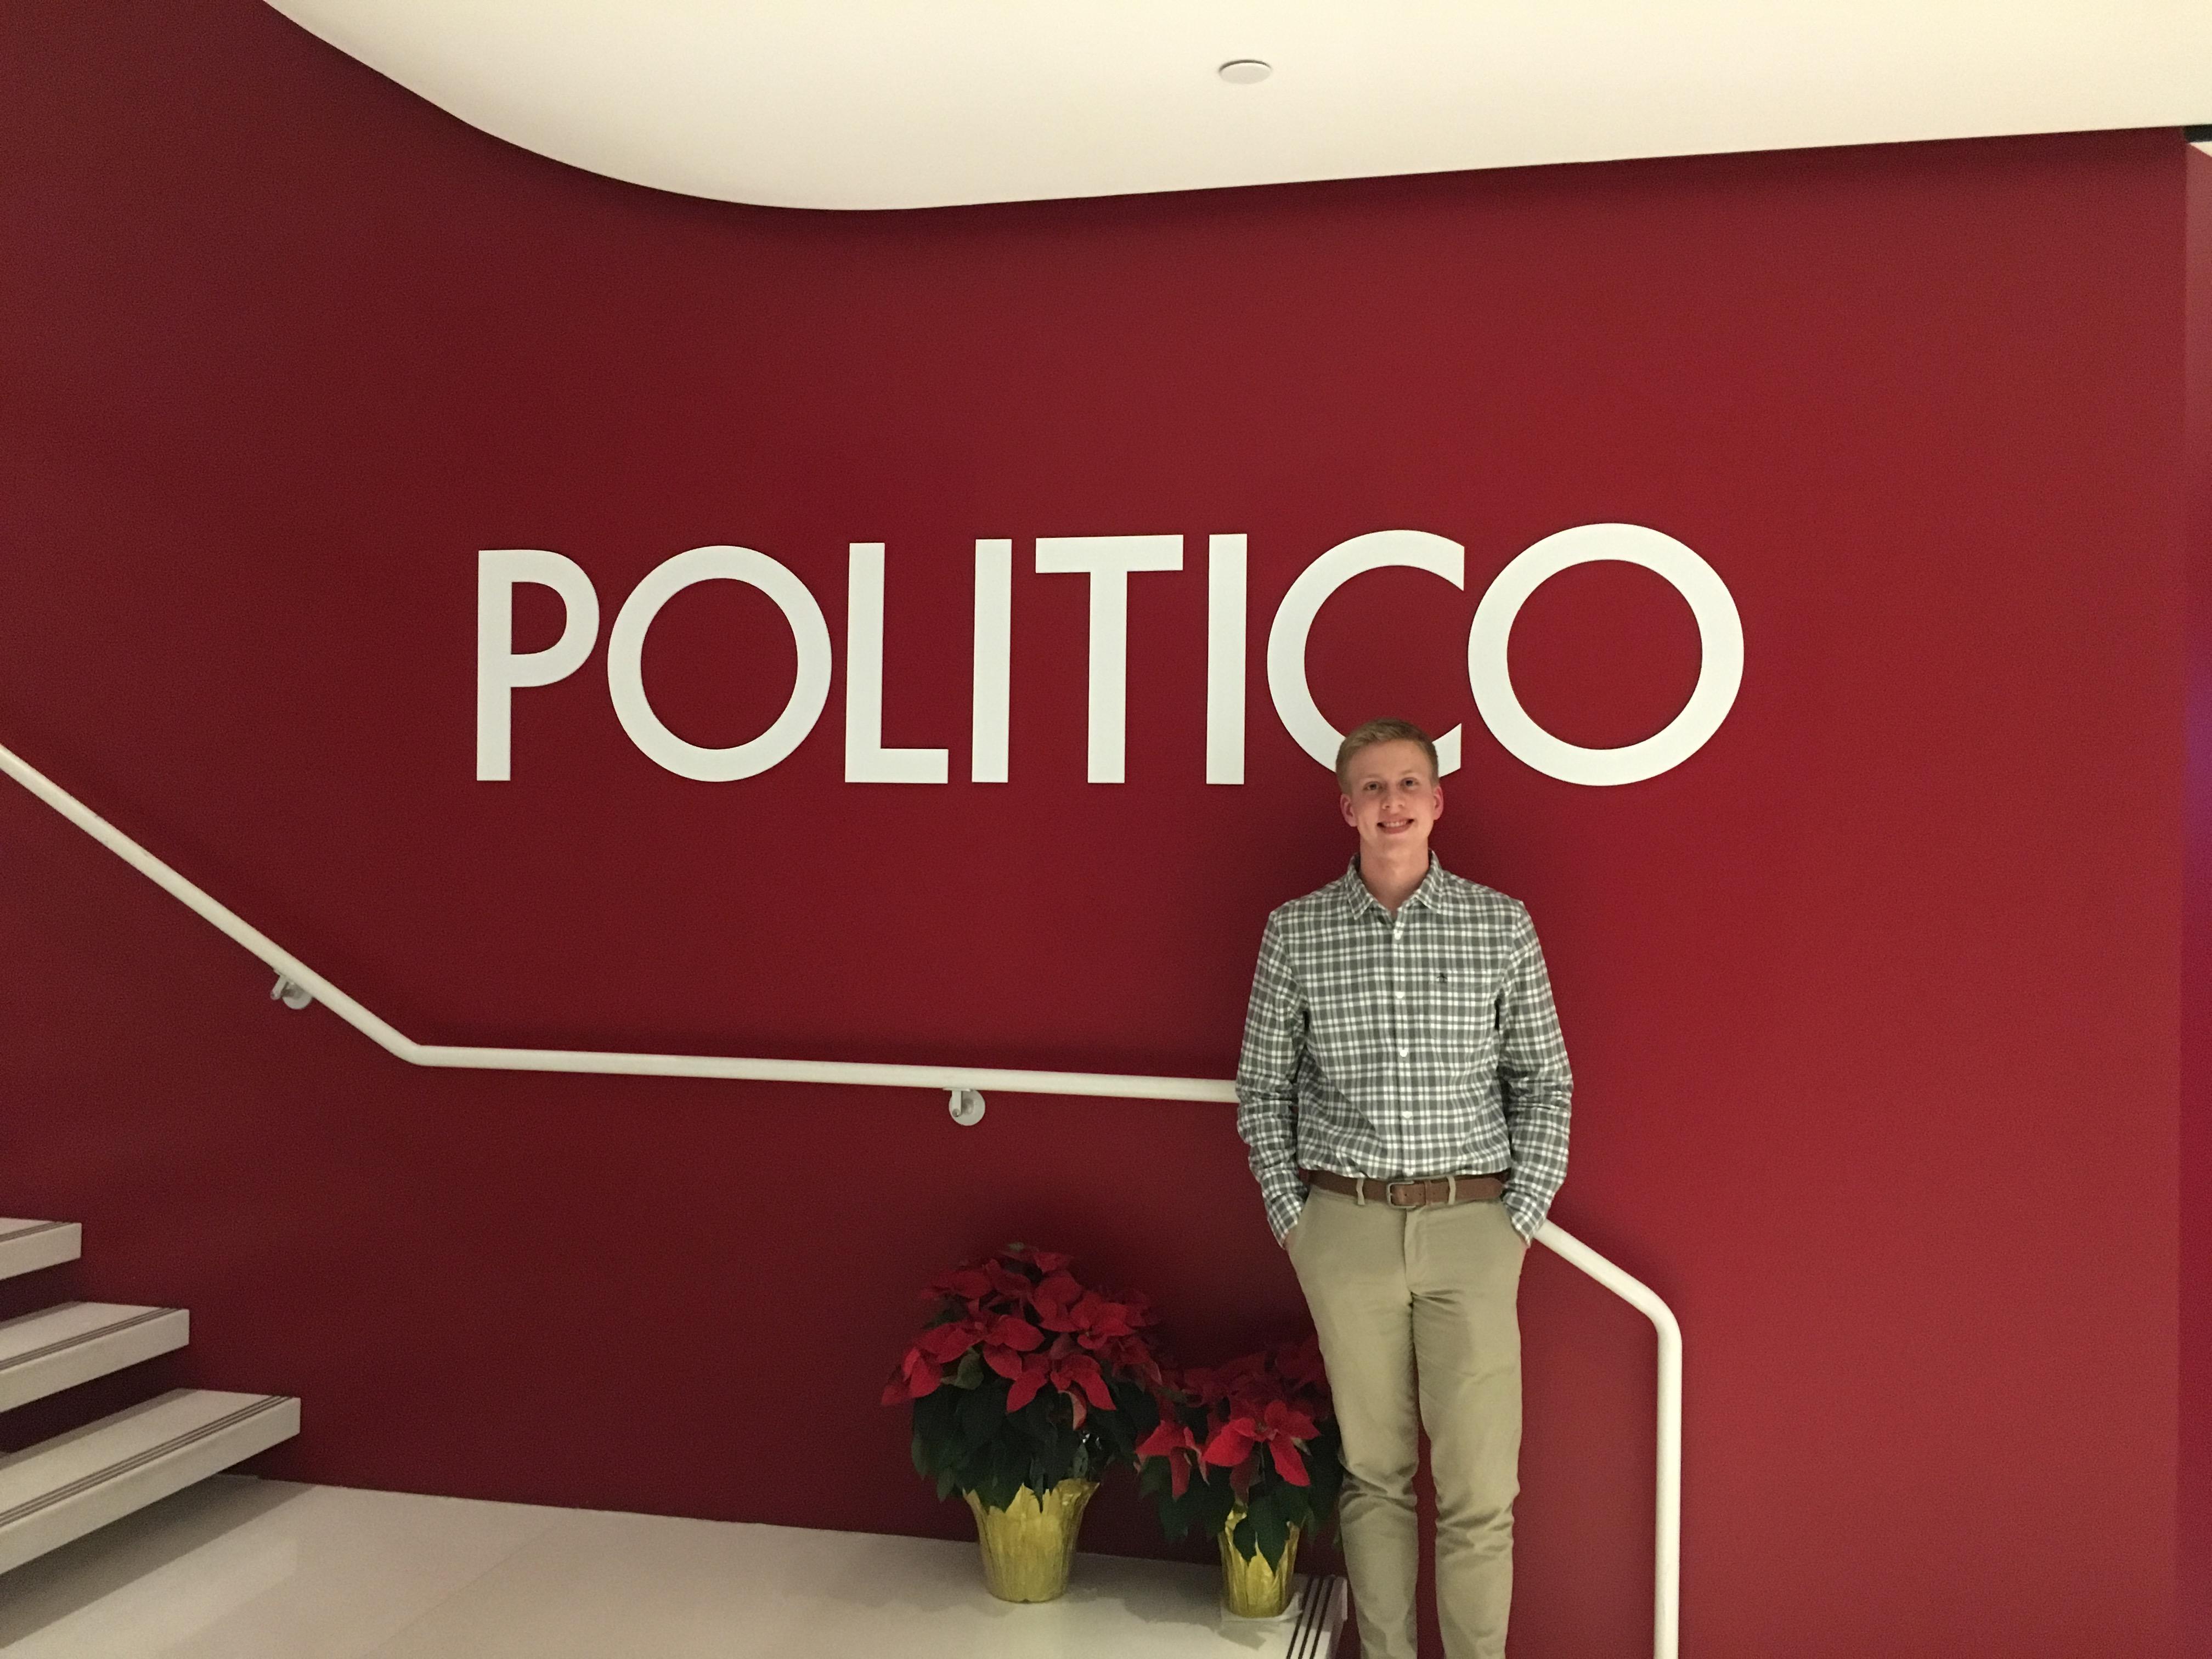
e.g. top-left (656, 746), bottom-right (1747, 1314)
top-left (1398, 1047), bottom-right (1409, 1058)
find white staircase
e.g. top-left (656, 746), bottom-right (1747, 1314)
top-left (0, 1220), bottom-right (81, 1282)
top-left (0, 1302), bottom-right (190, 1410)
top-left (0, 1217), bottom-right (298, 1576)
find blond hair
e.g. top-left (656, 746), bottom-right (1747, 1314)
top-left (1334, 718), bottom-right (1439, 792)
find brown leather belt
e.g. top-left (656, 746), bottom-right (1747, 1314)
top-left (1299, 1169), bottom-right (1508, 1209)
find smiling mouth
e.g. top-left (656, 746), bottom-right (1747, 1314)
top-left (1379, 817), bottom-right (1412, 832)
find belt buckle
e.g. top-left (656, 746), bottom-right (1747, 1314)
top-left (1384, 1178), bottom-right (1426, 1210)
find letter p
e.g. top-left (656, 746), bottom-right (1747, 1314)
top-left (477, 549), bottom-right (600, 781)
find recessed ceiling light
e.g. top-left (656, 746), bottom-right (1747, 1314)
top-left (1217, 60), bottom-right (1272, 85)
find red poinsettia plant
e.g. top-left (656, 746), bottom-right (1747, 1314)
top-left (1133, 1334), bottom-right (1345, 1568)
top-left (884, 1243), bottom-right (1166, 1511)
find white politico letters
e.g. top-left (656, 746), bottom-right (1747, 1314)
top-left (475, 526), bottom-right (1742, 788)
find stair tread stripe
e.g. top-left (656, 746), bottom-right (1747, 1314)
top-left (0, 1396), bottom-right (292, 1531)
top-left (0, 1223), bottom-right (69, 1243)
top-left (0, 1308), bottom-right (181, 1372)
top-left (1289, 1572), bottom-right (1328, 1659)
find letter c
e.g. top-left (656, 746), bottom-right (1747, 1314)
top-left (1266, 530), bottom-right (1465, 776)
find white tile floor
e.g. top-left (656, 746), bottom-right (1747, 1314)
top-left (0, 1478), bottom-right (1341, 1657)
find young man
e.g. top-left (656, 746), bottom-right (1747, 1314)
top-left (1235, 718), bottom-right (1572, 1659)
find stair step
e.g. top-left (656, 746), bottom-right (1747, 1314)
top-left (0, 1389), bottom-right (300, 1575)
top-left (0, 1303), bottom-right (189, 1412)
top-left (0, 1221), bottom-right (81, 1283)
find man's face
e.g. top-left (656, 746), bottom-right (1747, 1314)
top-left (1338, 739), bottom-right (1443, 857)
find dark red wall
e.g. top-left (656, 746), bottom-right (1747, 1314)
top-left (0, 8), bottom-right (2191, 1657)
top-left (2183, 142), bottom-right (2211, 1659)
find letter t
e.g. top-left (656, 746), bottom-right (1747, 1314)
top-left (1034, 536), bottom-right (1183, 783)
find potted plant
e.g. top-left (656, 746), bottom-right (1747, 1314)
top-left (1134, 1334), bottom-right (1345, 1618)
top-left (883, 1242), bottom-right (1165, 1602)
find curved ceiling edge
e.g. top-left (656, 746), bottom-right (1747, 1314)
top-left (264, 1), bottom-right (2210, 211)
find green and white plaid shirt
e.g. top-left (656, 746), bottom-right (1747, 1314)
top-left (1235, 855), bottom-right (1573, 1243)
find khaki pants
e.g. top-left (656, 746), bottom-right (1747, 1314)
top-left (1287, 1186), bottom-right (1528, 1659)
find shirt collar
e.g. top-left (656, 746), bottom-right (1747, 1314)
top-left (1335, 852), bottom-right (1446, 919)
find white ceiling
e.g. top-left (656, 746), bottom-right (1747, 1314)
top-left (267, 2), bottom-right (2211, 211)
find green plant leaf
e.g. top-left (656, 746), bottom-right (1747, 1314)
top-left (1015, 1403), bottom-right (1060, 1447)
top-left (976, 1452), bottom-right (1022, 1514)
top-left (913, 1387), bottom-right (957, 1442)
top-left (1251, 1503), bottom-right (1292, 1569)
top-left (951, 1349), bottom-right (985, 1390)
top-left (1194, 1482), bottom-right (1238, 1539)
top-left (956, 1383), bottom-right (1005, 1453)
top-left (1232, 1514), bottom-right (1258, 1558)
top-left (910, 1390), bottom-right (964, 1481)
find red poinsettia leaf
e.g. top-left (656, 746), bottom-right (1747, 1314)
top-left (882, 1348), bottom-right (941, 1404)
top-left (1275, 1334), bottom-right (1328, 1391)
top-left (1265, 1400), bottom-right (1319, 1443)
top-left (1067, 1390), bottom-right (1088, 1429)
top-left (1025, 1249), bottom-right (1074, 1273)
top-left (983, 1345), bottom-right (1026, 1381)
top-left (970, 1264), bottom-right (1023, 1310)
top-left (914, 1321), bottom-right (982, 1364)
top-left (1030, 1271), bottom-right (1083, 1325)
top-left (1168, 1449), bottom-right (1193, 1498)
top-left (1136, 1420), bottom-right (1194, 1460)
top-left (1125, 1335), bottom-right (1165, 1365)
top-left (1126, 1357), bottom-right (1165, 1389)
top-left (1229, 1455), bottom-right (1255, 1504)
top-left (1053, 1352), bottom-right (1113, 1411)
top-left (985, 1314), bottom-right (1042, 1351)
top-left (1005, 1358), bottom-right (1048, 1413)
top-left (1083, 1297), bottom-right (1137, 1340)
top-left (924, 1267), bottom-right (993, 1304)
top-left (1202, 1419), bottom-right (1258, 1468)
top-left (1268, 1436), bottom-right (1310, 1486)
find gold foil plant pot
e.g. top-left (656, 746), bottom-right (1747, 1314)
top-left (1218, 1505), bottom-right (1302, 1618)
top-left (963, 1479), bottom-right (1099, 1602)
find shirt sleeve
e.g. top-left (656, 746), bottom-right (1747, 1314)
top-left (1234, 910), bottom-right (1308, 1242)
top-left (1496, 904), bottom-right (1572, 1240)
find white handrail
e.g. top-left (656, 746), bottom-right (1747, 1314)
top-left (0, 734), bottom-right (1680, 1658)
